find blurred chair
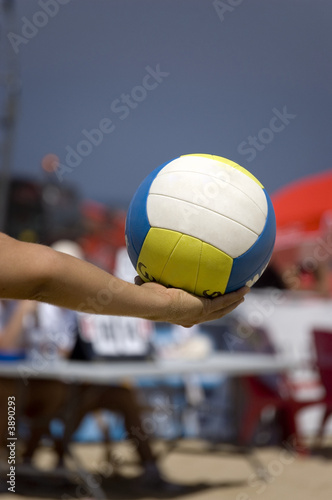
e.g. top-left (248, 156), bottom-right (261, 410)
top-left (312, 329), bottom-right (332, 446)
top-left (237, 374), bottom-right (320, 454)
top-left (212, 316), bottom-right (323, 454)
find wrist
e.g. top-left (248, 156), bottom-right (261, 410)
top-left (130, 282), bottom-right (174, 323)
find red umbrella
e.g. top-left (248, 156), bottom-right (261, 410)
top-left (271, 169), bottom-right (332, 248)
top-left (271, 170), bottom-right (332, 294)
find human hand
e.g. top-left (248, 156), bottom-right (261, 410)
top-left (135, 277), bottom-right (250, 327)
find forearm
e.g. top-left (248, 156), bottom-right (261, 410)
top-left (38, 249), bottom-right (169, 319)
top-left (0, 233), bottom-right (168, 320)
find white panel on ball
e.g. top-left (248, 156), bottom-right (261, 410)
top-left (157, 156), bottom-right (268, 216)
top-left (149, 171), bottom-right (266, 235)
top-left (147, 194), bottom-right (258, 258)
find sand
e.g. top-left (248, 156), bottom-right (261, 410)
top-left (1, 439), bottom-right (332, 500)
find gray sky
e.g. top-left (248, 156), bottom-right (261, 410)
top-left (5, 0), bottom-right (332, 207)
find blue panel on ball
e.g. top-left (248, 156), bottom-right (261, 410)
top-left (225, 191), bottom-right (276, 293)
top-left (125, 160), bottom-right (171, 269)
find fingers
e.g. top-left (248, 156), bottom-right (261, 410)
top-left (182, 296), bottom-right (247, 328)
top-left (178, 287), bottom-right (250, 327)
top-left (204, 297), bottom-right (245, 323)
top-left (201, 286), bottom-right (250, 324)
top-left (134, 278), bottom-right (250, 326)
top-left (134, 276), bottom-right (144, 286)
top-left (207, 286), bottom-right (250, 313)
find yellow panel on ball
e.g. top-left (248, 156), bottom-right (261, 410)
top-left (195, 242), bottom-right (233, 297)
top-left (137, 227), bottom-right (233, 296)
top-left (159, 234), bottom-right (202, 293)
top-left (136, 228), bottom-right (182, 283)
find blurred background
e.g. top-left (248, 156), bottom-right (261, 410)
top-left (1, 0), bottom-right (332, 226)
top-left (1, 1), bottom-right (332, 499)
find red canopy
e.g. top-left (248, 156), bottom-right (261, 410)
top-left (271, 170), bottom-right (332, 294)
top-left (271, 169), bottom-right (332, 238)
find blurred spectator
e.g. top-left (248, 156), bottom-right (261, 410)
top-left (297, 239), bottom-right (332, 297)
top-left (270, 235), bottom-right (332, 297)
top-left (0, 241), bottom-right (182, 491)
top-left (0, 300), bottom-right (29, 358)
top-left (0, 300), bottom-right (25, 458)
top-left (252, 262), bottom-right (288, 290)
top-left (62, 245), bottom-right (185, 490)
top-left (21, 240), bottom-right (83, 363)
top-left (0, 298), bottom-right (68, 463)
top-left (0, 241), bottom-right (82, 464)
top-left (0, 298), bottom-right (77, 363)
top-left (23, 301), bottom-right (77, 363)
top-left (152, 323), bottom-right (212, 361)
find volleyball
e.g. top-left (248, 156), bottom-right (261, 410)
top-left (125, 154), bottom-right (276, 297)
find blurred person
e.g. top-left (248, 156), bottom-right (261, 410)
top-left (51, 383), bottom-right (180, 491)
top-left (22, 240), bottom-right (84, 363)
top-left (0, 298), bottom-right (69, 462)
top-left (281, 260), bottom-right (331, 296)
top-left (21, 301), bottom-right (77, 363)
top-left (4, 242), bottom-right (190, 491)
top-left (0, 300), bottom-right (25, 459)
top-left (0, 299), bottom-right (31, 357)
top-left (1, 240), bottom-right (83, 360)
top-left (270, 234), bottom-right (332, 296)
top-left (63, 245), bottom-right (182, 490)
top-left (296, 239), bottom-right (332, 296)
top-left (0, 243), bottom-right (79, 465)
top-left (252, 261), bottom-right (288, 290)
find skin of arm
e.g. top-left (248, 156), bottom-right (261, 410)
top-left (0, 233), bottom-right (249, 327)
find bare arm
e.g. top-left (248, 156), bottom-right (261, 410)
top-left (0, 233), bottom-right (249, 327)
